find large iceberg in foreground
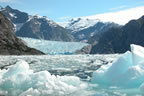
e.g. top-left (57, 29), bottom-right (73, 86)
top-left (91, 44), bottom-right (144, 93)
top-left (0, 60), bottom-right (89, 96)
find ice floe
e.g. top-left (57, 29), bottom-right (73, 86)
top-left (0, 60), bottom-right (89, 96)
top-left (91, 44), bottom-right (144, 93)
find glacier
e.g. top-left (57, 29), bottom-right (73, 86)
top-left (91, 44), bottom-right (144, 95)
top-left (20, 37), bottom-right (88, 55)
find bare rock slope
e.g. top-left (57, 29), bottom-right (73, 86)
top-left (0, 12), bottom-right (44, 55)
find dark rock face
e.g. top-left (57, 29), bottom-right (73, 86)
top-left (16, 16), bottom-right (75, 41)
top-left (0, 12), bottom-right (44, 55)
top-left (1, 6), bottom-right (29, 23)
top-left (74, 45), bottom-right (92, 54)
top-left (90, 27), bottom-right (124, 54)
top-left (90, 15), bottom-right (144, 54)
top-left (1, 6), bottom-right (75, 42)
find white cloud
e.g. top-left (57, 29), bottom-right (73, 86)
top-left (109, 5), bottom-right (127, 11)
top-left (58, 16), bottom-right (73, 21)
top-left (81, 6), bottom-right (144, 25)
top-left (56, 16), bottom-right (74, 27)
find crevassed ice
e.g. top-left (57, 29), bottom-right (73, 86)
top-left (20, 37), bottom-right (88, 55)
top-left (0, 60), bottom-right (90, 96)
top-left (91, 44), bottom-right (144, 94)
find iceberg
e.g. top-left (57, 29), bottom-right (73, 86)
top-left (0, 60), bottom-right (89, 96)
top-left (91, 44), bottom-right (144, 93)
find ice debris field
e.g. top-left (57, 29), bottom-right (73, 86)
top-left (0, 44), bottom-right (144, 96)
top-left (0, 60), bottom-right (90, 96)
top-left (20, 37), bottom-right (88, 55)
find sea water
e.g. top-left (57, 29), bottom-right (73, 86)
top-left (0, 51), bottom-right (144, 96)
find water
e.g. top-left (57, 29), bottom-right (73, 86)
top-left (0, 55), bottom-right (118, 81)
top-left (0, 54), bottom-right (143, 96)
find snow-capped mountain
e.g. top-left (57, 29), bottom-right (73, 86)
top-left (16, 15), bottom-right (75, 41)
top-left (58, 6), bottom-right (144, 42)
top-left (63, 18), bottom-right (100, 33)
top-left (2, 6), bottom-right (29, 28)
top-left (59, 17), bottom-right (119, 42)
top-left (1, 6), bottom-right (75, 42)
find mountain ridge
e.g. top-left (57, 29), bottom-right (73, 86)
top-left (1, 6), bottom-right (75, 42)
top-left (60, 17), bottom-right (120, 42)
top-left (90, 15), bottom-right (144, 54)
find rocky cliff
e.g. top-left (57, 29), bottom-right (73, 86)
top-left (90, 15), bottom-right (144, 54)
top-left (0, 12), bottom-right (44, 55)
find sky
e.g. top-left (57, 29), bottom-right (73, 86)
top-left (0, 0), bottom-right (144, 23)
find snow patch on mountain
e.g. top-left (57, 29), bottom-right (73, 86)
top-left (9, 12), bottom-right (17, 18)
top-left (28, 15), bottom-right (58, 27)
top-left (14, 23), bottom-right (24, 32)
top-left (59, 18), bottom-right (100, 33)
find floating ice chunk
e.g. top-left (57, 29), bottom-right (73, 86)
top-left (105, 51), bottom-right (132, 83)
top-left (0, 60), bottom-right (89, 96)
top-left (91, 62), bottom-right (112, 86)
top-left (4, 60), bottom-right (33, 78)
top-left (91, 44), bottom-right (144, 91)
top-left (91, 51), bottom-right (133, 86)
top-left (131, 44), bottom-right (144, 65)
top-left (140, 83), bottom-right (144, 93)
